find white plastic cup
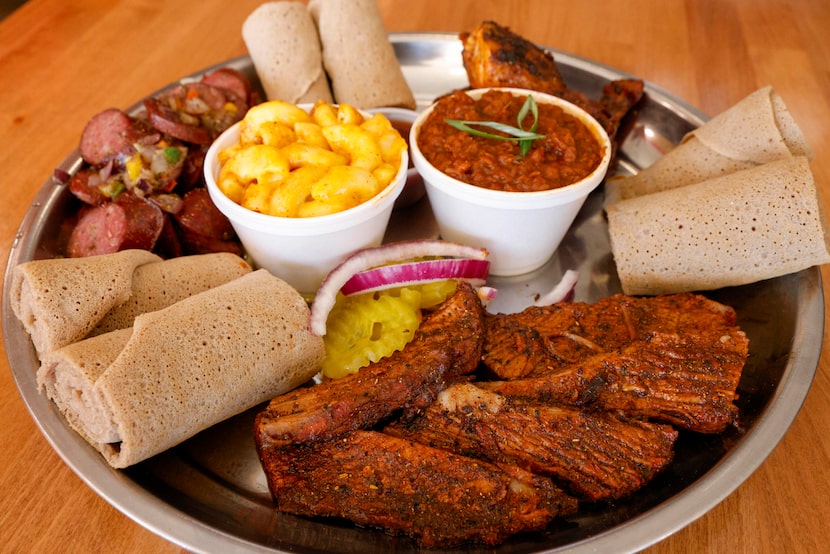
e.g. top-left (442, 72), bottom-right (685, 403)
top-left (410, 87), bottom-right (611, 276)
top-left (205, 121), bottom-right (407, 294)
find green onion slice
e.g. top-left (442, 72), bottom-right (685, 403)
top-left (444, 95), bottom-right (544, 157)
top-left (517, 94), bottom-right (540, 156)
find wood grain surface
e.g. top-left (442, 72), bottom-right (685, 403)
top-left (1, 0), bottom-right (828, 552)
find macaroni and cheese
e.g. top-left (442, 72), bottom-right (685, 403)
top-left (217, 100), bottom-right (407, 217)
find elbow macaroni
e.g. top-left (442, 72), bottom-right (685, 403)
top-left (218, 100), bottom-right (407, 217)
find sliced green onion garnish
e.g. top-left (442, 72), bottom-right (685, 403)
top-left (445, 120), bottom-right (544, 140)
top-left (517, 94), bottom-right (540, 157)
top-left (445, 95), bottom-right (544, 158)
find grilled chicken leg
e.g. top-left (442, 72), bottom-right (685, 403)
top-left (460, 21), bottom-right (644, 144)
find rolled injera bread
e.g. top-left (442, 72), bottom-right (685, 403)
top-left (10, 249), bottom-right (160, 358)
top-left (38, 329), bottom-right (133, 445)
top-left (38, 269), bottom-right (325, 468)
top-left (88, 252), bottom-right (252, 336)
top-left (607, 156), bottom-right (830, 295)
top-left (242, 1), bottom-right (334, 104)
top-left (605, 86), bottom-right (813, 205)
top-left (308, 0), bottom-right (416, 109)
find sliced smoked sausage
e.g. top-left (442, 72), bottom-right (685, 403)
top-left (79, 109), bottom-right (160, 165)
top-left (201, 67), bottom-right (254, 105)
top-left (174, 188), bottom-right (235, 240)
top-left (79, 109), bottom-right (135, 165)
top-left (68, 168), bottom-right (109, 205)
top-left (144, 96), bottom-right (213, 145)
top-left (144, 82), bottom-right (246, 145)
top-left (67, 193), bottom-right (165, 257)
top-left (173, 188), bottom-right (242, 255)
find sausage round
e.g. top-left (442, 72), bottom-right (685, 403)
top-left (144, 82), bottom-right (247, 145)
top-left (174, 188), bottom-right (235, 240)
top-left (67, 193), bottom-right (165, 257)
top-left (79, 109), bottom-right (135, 165)
top-left (144, 97), bottom-right (213, 145)
top-left (173, 188), bottom-right (242, 255)
top-left (79, 109), bottom-right (160, 165)
top-left (201, 67), bottom-right (254, 105)
top-left (68, 168), bottom-right (109, 205)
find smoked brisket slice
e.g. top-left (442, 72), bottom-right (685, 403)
top-left (254, 283), bottom-right (750, 546)
top-left (257, 429), bottom-right (577, 549)
top-left (255, 283), bottom-right (485, 448)
top-left (254, 284), bottom-right (579, 548)
top-left (480, 332), bottom-right (747, 434)
top-left (385, 383), bottom-right (678, 501)
top-left (483, 292), bottom-right (746, 379)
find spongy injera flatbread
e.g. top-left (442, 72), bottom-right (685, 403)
top-left (11, 251), bottom-right (252, 360)
top-left (242, 1), bottom-right (333, 104)
top-left (10, 249), bottom-right (160, 359)
top-left (604, 86), bottom-right (814, 205)
top-left (89, 252), bottom-right (252, 336)
top-left (40, 269), bottom-right (325, 468)
top-left (38, 329), bottom-right (133, 445)
top-left (692, 85), bottom-right (813, 162)
top-left (308, 0), bottom-right (416, 109)
top-left (607, 157), bottom-right (830, 295)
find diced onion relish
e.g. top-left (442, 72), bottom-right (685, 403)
top-left (322, 280), bottom-right (457, 379)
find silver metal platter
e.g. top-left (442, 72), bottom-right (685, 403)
top-left (3, 33), bottom-right (824, 554)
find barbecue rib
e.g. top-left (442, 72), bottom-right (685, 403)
top-left (482, 292), bottom-right (747, 379)
top-left (460, 21), bottom-right (644, 142)
top-left (480, 331), bottom-right (747, 434)
top-left (257, 429), bottom-right (578, 548)
top-left (255, 283), bottom-right (485, 448)
top-left (384, 383), bottom-right (678, 501)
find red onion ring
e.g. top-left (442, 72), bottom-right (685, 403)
top-left (341, 258), bottom-right (490, 296)
top-left (309, 240), bottom-right (489, 336)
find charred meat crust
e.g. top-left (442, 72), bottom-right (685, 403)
top-left (255, 284), bottom-right (581, 548)
top-left (459, 21), bottom-right (644, 146)
top-left (385, 383), bottom-right (679, 502)
top-left (254, 284), bottom-right (748, 546)
top-left (255, 283), bottom-right (486, 449)
top-left (258, 429), bottom-right (578, 549)
top-left (482, 292), bottom-right (747, 380)
top-left (480, 331), bottom-right (747, 434)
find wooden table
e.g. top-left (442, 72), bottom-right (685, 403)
top-left (1, 0), bottom-right (828, 552)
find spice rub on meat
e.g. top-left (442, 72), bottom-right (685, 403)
top-left (255, 285), bottom-right (749, 547)
top-left (479, 293), bottom-right (748, 434)
top-left (258, 430), bottom-right (577, 549)
top-left (255, 283), bottom-right (580, 547)
top-left (481, 330), bottom-right (747, 434)
top-left (385, 383), bottom-right (679, 502)
top-left (482, 292), bottom-right (747, 379)
top-left (460, 20), bottom-right (644, 147)
top-left (255, 282), bottom-right (485, 448)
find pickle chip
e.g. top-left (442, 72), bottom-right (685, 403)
top-left (322, 281), bottom-right (456, 379)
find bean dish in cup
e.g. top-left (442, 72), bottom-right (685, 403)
top-left (410, 87), bottom-right (611, 276)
